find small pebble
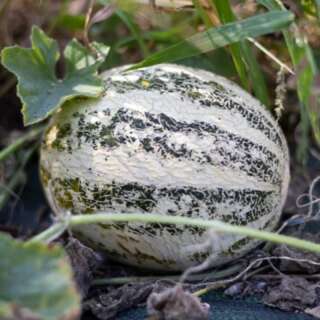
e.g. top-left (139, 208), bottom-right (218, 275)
top-left (224, 282), bottom-right (244, 296)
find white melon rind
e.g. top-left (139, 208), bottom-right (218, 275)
top-left (40, 63), bottom-right (290, 271)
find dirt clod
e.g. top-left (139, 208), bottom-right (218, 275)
top-left (65, 237), bottom-right (103, 297)
top-left (273, 243), bottom-right (320, 274)
top-left (263, 276), bottom-right (318, 311)
top-left (84, 282), bottom-right (155, 320)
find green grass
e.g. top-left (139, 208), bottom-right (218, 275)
top-left (130, 10), bottom-right (294, 69)
top-left (211, 0), bottom-right (270, 106)
top-left (258, 0), bottom-right (319, 162)
top-left (115, 9), bottom-right (150, 57)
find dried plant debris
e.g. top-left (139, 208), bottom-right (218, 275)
top-left (64, 237), bottom-right (103, 297)
top-left (84, 282), bottom-right (155, 320)
top-left (83, 281), bottom-right (205, 320)
top-left (273, 244), bottom-right (320, 274)
top-left (283, 151), bottom-right (320, 215)
top-left (0, 0), bottom-right (60, 48)
top-left (147, 285), bottom-right (209, 320)
top-left (305, 305), bottom-right (320, 319)
top-left (263, 276), bottom-right (318, 312)
top-left (272, 221), bottom-right (320, 274)
top-left (224, 280), bottom-right (268, 298)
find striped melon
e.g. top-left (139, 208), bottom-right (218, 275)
top-left (40, 64), bottom-right (290, 271)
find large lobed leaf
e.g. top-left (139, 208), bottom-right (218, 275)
top-left (0, 232), bottom-right (80, 320)
top-left (1, 26), bottom-right (109, 126)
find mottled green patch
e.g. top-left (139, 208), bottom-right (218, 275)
top-left (72, 111), bottom-right (81, 118)
top-left (85, 122), bottom-right (100, 131)
top-left (187, 91), bottom-right (202, 99)
top-left (56, 190), bottom-right (74, 210)
top-left (117, 241), bottom-right (133, 255)
top-left (100, 125), bottom-right (118, 147)
top-left (222, 237), bottom-right (251, 256)
top-left (189, 251), bottom-right (210, 262)
top-left (56, 177), bottom-right (78, 190)
top-left (73, 230), bottom-right (103, 251)
top-left (75, 113), bottom-right (120, 150)
top-left (39, 165), bottom-right (51, 187)
top-left (51, 177), bottom-right (94, 212)
top-left (141, 137), bottom-right (153, 152)
top-left (51, 139), bottom-right (65, 151)
top-left (117, 233), bottom-right (130, 242)
top-left (134, 247), bottom-right (175, 266)
top-left (103, 248), bottom-right (129, 261)
top-left (128, 236), bottom-right (139, 243)
top-left (98, 222), bottom-right (113, 230)
top-left (107, 80), bottom-right (141, 94)
top-left (69, 177), bottom-right (81, 193)
top-left (52, 177), bottom-right (156, 213)
top-left (84, 207), bottom-right (95, 214)
top-left (59, 123), bottom-right (72, 138)
top-left (50, 177), bottom-right (87, 212)
top-left (206, 80), bottom-right (226, 92)
top-left (50, 123), bottom-right (72, 152)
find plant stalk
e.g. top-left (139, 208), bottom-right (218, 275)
top-left (31, 213), bottom-right (320, 254)
top-left (0, 125), bottom-right (45, 163)
top-left (93, 263), bottom-right (243, 285)
top-left (0, 170), bottom-right (25, 210)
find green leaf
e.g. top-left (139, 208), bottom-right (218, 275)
top-left (1, 26), bottom-right (110, 126)
top-left (130, 10), bottom-right (294, 70)
top-left (0, 232), bottom-right (80, 320)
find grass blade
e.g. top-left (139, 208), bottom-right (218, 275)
top-left (192, 0), bottom-right (212, 28)
top-left (258, 0), bottom-right (320, 161)
top-left (130, 10), bottom-right (294, 70)
top-left (239, 41), bottom-right (270, 106)
top-left (210, 0), bottom-right (249, 90)
top-left (116, 9), bottom-right (149, 58)
top-left (315, 0), bottom-right (320, 22)
top-left (211, 0), bottom-right (270, 106)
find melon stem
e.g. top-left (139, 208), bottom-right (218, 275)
top-left (29, 213), bottom-right (320, 254)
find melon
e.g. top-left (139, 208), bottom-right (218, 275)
top-left (40, 64), bottom-right (290, 271)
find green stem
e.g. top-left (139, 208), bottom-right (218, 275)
top-left (32, 213), bottom-right (320, 254)
top-left (116, 9), bottom-right (150, 58)
top-left (0, 170), bottom-right (25, 210)
top-left (0, 145), bottom-right (38, 210)
top-left (93, 263), bottom-right (242, 285)
top-left (0, 125), bottom-right (45, 162)
top-left (29, 222), bottom-right (68, 244)
top-left (192, 0), bottom-right (212, 29)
